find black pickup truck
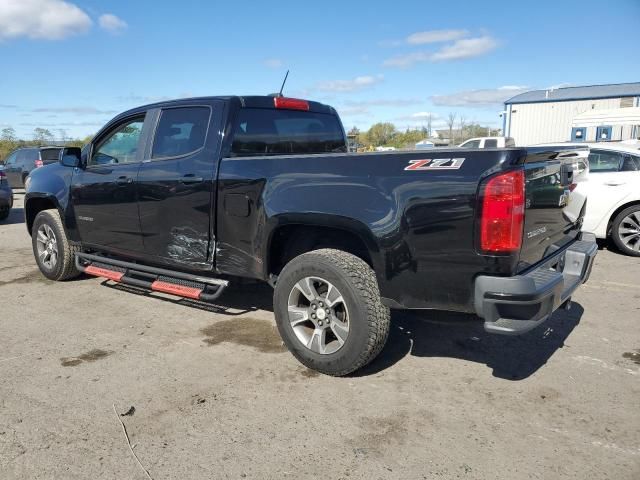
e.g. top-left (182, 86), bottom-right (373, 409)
top-left (24, 95), bottom-right (597, 375)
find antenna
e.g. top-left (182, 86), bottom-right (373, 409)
top-left (278, 70), bottom-right (290, 97)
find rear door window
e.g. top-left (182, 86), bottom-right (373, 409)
top-left (230, 108), bottom-right (347, 156)
top-left (588, 150), bottom-right (624, 172)
top-left (40, 148), bottom-right (61, 162)
top-left (152, 106), bottom-right (210, 158)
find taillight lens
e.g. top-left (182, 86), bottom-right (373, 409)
top-left (273, 97), bottom-right (310, 111)
top-left (479, 170), bottom-right (525, 253)
top-left (35, 159), bottom-right (44, 168)
top-left (0, 171), bottom-right (5, 184)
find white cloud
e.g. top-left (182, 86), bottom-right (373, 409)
top-left (395, 111), bottom-right (441, 121)
top-left (431, 85), bottom-right (530, 107)
top-left (0, 0), bottom-right (92, 40)
top-left (263, 58), bottom-right (283, 69)
top-left (344, 98), bottom-right (421, 107)
top-left (383, 35), bottom-right (499, 67)
top-left (98, 13), bottom-right (127, 34)
top-left (338, 106), bottom-right (371, 117)
top-left (383, 52), bottom-right (431, 68)
top-left (406, 29), bottom-right (469, 45)
top-left (430, 36), bottom-right (498, 62)
top-left (316, 75), bottom-right (384, 93)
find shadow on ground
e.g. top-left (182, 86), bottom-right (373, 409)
top-left (1, 207), bottom-right (24, 226)
top-left (102, 278), bottom-right (582, 380)
top-left (355, 304), bottom-right (584, 380)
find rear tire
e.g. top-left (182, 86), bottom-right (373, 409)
top-left (610, 205), bottom-right (640, 257)
top-left (31, 209), bottom-right (81, 280)
top-left (273, 249), bottom-right (390, 376)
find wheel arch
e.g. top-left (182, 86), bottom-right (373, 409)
top-left (606, 200), bottom-right (640, 237)
top-left (25, 194), bottom-right (63, 236)
top-left (266, 215), bottom-right (381, 277)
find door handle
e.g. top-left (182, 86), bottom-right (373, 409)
top-left (179, 174), bottom-right (204, 184)
top-left (115, 176), bottom-right (133, 185)
top-left (604, 181), bottom-right (625, 186)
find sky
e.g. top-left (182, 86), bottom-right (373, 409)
top-left (1, 0), bottom-right (639, 140)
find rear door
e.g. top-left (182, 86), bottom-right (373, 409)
top-left (137, 103), bottom-right (223, 268)
top-left (518, 147), bottom-right (589, 269)
top-left (582, 149), bottom-right (639, 233)
top-left (70, 114), bottom-right (148, 253)
top-left (3, 151), bottom-right (21, 188)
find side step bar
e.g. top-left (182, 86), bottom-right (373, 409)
top-left (75, 252), bottom-right (228, 302)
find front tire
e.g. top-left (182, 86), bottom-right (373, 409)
top-left (273, 249), bottom-right (390, 376)
top-left (611, 205), bottom-right (640, 257)
top-left (31, 209), bottom-right (81, 280)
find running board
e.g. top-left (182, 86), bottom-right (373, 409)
top-left (75, 252), bottom-right (228, 302)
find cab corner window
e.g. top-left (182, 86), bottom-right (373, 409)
top-left (90, 117), bottom-right (145, 167)
top-left (151, 106), bottom-right (210, 159)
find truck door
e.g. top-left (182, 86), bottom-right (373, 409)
top-left (3, 151), bottom-right (21, 188)
top-left (69, 114), bottom-right (148, 253)
top-left (136, 102), bottom-right (224, 269)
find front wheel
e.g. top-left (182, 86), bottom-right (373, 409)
top-left (273, 249), bottom-right (390, 376)
top-left (611, 205), bottom-right (640, 257)
top-left (31, 209), bottom-right (82, 280)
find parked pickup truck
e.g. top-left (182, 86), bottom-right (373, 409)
top-left (24, 95), bottom-right (597, 375)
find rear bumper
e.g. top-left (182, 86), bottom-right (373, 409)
top-left (474, 233), bottom-right (597, 335)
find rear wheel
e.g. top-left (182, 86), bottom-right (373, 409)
top-left (273, 249), bottom-right (390, 376)
top-left (31, 209), bottom-right (81, 280)
top-left (611, 205), bottom-right (640, 257)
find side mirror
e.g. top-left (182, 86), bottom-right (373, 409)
top-left (60, 147), bottom-right (82, 167)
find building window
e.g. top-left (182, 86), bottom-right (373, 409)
top-left (571, 127), bottom-right (586, 142)
top-left (596, 126), bottom-right (613, 142)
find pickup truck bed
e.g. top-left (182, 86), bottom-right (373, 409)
top-left (24, 95), bottom-right (597, 375)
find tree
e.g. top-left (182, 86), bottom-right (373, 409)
top-left (367, 122), bottom-right (396, 146)
top-left (1, 127), bottom-right (16, 143)
top-left (347, 126), bottom-right (360, 136)
top-left (446, 113), bottom-right (456, 145)
top-left (458, 115), bottom-right (467, 143)
top-left (33, 128), bottom-right (54, 144)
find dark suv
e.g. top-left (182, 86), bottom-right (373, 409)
top-left (2, 147), bottom-right (63, 189)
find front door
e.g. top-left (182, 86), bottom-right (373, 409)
top-left (70, 115), bottom-right (147, 254)
top-left (137, 104), bottom-right (221, 268)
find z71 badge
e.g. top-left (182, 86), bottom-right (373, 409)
top-left (404, 158), bottom-right (465, 171)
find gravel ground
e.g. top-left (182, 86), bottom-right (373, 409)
top-left (1, 191), bottom-right (639, 480)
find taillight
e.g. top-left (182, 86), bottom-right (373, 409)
top-left (273, 97), bottom-right (310, 111)
top-left (479, 170), bottom-right (525, 253)
top-left (35, 159), bottom-right (44, 168)
top-left (0, 171), bottom-right (5, 183)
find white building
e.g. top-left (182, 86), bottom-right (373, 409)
top-left (503, 82), bottom-right (640, 145)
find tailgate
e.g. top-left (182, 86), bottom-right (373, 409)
top-left (517, 146), bottom-right (589, 271)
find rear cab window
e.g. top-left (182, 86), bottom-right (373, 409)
top-left (152, 106), bottom-right (210, 159)
top-left (484, 139), bottom-right (498, 148)
top-left (40, 148), bottom-right (62, 163)
top-left (230, 108), bottom-right (347, 157)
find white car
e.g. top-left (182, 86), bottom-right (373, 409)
top-left (579, 143), bottom-right (640, 256)
top-left (458, 136), bottom-right (515, 148)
